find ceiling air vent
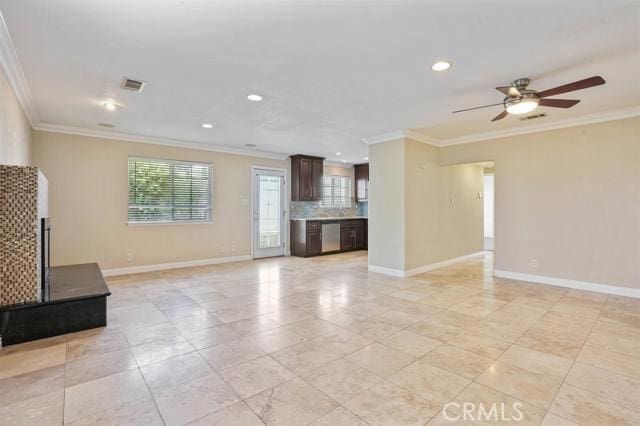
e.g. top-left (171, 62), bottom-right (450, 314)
top-left (519, 113), bottom-right (547, 121)
top-left (121, 77), bottom-right (146, 93)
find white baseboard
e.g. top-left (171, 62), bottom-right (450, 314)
top-left (404, 251), bottom-right (485, 277)
top-left (368, 251), bottom-right (485, 278)
top-left (494, 269), bottom-right (640, 299)
top-left (101, 255), bottom-right (252, 277)
top-left (367, 264), bottom-right (405, 277)
top-left (484, 237), bottom-right (494, 251)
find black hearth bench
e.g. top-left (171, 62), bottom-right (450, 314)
top-left (0, 263), bottom-right (111, 346)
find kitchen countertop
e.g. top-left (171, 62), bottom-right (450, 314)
top-left (291, 216), bottom-right (368, 221)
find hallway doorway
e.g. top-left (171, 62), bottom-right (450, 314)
top-left (483, 171), bottom-right (495, 251)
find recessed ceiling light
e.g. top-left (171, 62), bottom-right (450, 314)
top-left (97, 122), bottom-right (115, 128)
top-left (245, 143), bottom-right (257, 148)
top-left (364, 157), bottom-right (369, 160)
top-left (247, 94), bottom-right (263, 102)
top-left (202, 123), bottom-right (213, 129)
top-left (341, 160), bottom-right (346, 163)
top-left (431, 60), bottom-right (452, 72)
top-left (103, 101), bottom-right (117, 111)
top-left (336, 152), bottom-right (341, 156)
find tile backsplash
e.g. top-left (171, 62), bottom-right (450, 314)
top-left (291, 199), bottom-right (368, 219)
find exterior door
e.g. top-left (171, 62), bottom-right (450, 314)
top-left (253, 168), bottom-right (286, 258)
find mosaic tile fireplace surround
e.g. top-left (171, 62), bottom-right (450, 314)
top-left (0, 165), bottom-right (48, 307)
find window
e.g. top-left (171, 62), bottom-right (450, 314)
top-left (321, 175), bottom-right (351, 208)
top-left (128, 157), bottom-right (212, 224)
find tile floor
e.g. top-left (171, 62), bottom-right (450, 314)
top-left (1, 252), bottom-right (639, 425)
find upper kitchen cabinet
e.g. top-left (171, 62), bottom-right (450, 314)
top-left (291, 155), bottom-right (324, 201)
top-left (354, 163), bottom-right (369, 202)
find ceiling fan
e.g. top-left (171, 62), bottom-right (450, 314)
top-left (452, 76), bottom-right (605, 122)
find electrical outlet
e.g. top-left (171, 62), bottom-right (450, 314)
top-left (231, 244), bottom-right (237, 253)
top-left (126, 253), bottom-right (133, 262)
top-left (530, 259), bottom-right (538, 269)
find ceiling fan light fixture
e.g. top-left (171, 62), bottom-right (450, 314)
top-left (505, 99), bottom-right (539, 115)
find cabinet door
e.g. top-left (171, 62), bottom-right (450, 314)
top-left (307, 231), bottom-right (322, 256)
top-left (299, 158), bottom-right (314, 200)
top-left (353, 228), bottom-right (364, 249)
top-left (355, 164), bottom-right (369, 202)
top-left (311, 158), bottom-right (324, 201)
top-left (363, 221), bottom-right (368, 249)
top-left (340, 228), bottom-right (353, 251)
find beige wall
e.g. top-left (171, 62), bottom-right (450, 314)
top-left (439, 116), bottom-right (640, 289)
top-left (369, 137), bottom-right (483, 272)
top-left (405, 139), bottom-right (483, 270)
top-left (33, 131), bottom-right (287, 270)
top-left (0, 66), bottom-right (31, 165)
top-left (369, 139), bottom-right (406, 270)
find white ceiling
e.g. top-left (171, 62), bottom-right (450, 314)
top-left (1, 0), bottom-right (639, 162)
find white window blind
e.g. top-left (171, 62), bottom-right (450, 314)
top-left (128, 157), bottom-right (212, 224)
top-left (321, 175), bottom-right (351, 208)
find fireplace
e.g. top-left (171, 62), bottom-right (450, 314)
top-left (41, 217), bottom-right (51, 301)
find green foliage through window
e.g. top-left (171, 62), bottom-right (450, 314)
top-left (128, 157), bottom-right (212, 223)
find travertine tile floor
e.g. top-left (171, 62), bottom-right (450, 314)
top-left (1, 252), bottom-right (639, 425)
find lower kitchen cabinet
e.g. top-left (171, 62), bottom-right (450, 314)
top-left (364, 220), bottom-right (368, 249)
top-left (306, 223), bottom-right (322, 256)
top-left (340, 220), bottom-right (364, 251)
top-left (340, 228), bottom-right (353, 251)
top-left (291, 218), bottom-right (367, 257)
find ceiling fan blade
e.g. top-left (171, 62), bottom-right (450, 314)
top-left (452, 103), bottom-right (503, 113)
top-left (495, 86), bottom-right (511, 95)
top-left (538, 98), bottom-right (580, 108)
top-left (537, 76), bottom-right (605, 98)
top-left (491, 110), bottom-right (508, 122)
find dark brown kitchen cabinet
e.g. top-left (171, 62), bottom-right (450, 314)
top-left (291, 220), bottom-right (322, 257)
top-left (306, 222), bottom-right (322, 256)
top-left (364, 220), bottom-right (368, 249)
top-left (340, 220), bottom-right (364, 251)
top-left (291, 155), bottom-right (324, 201)
top-left (340, 228), bottom-right (353, 251)
top-left (291, 218), bottom-right (367, 257)
top-left (354, 163), bottom-right (369, 202)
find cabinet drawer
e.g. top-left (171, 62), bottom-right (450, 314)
top-left (306, 221), bottom-right (322, 232)
top-left (340, 219), bottom-right (363, 229)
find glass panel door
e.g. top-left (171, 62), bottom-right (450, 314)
top-left (253, 169), bottom-right (285, 258)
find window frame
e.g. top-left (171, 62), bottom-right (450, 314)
top-left (320, 175), bottom-right (352, 209)
top-left (126, 156), bottom-right (213, 226)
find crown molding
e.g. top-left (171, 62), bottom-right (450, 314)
top-left (34, 122), bottom-right (289, 160)
top-left (404, 130), bottom-right (440, 146)
top-left (363, 129), bottom-right (439, 146)
top-left (0, 10), bottom-right (39, 126)
top-left (437, 105), bottom-right (640, 146)
top-left (361, 105), bottom-right (640, 149)
top-left (362, 130), bottom-right (405, 145)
